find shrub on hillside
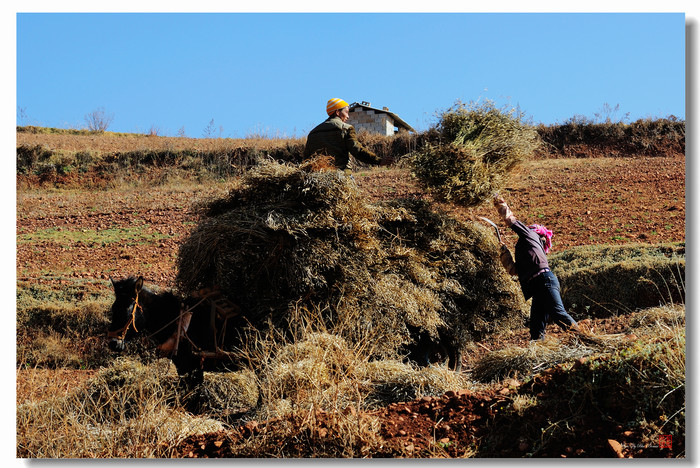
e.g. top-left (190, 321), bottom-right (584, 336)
top-left (536, 116), bottom-right (685, 158)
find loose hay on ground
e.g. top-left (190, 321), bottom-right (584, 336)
top-left (358, 359), bottom-right (471, 408)
top-left (250, 331), bottom-right (471, 420)
top-left (471, 303), bottom-right (686, 384)
top-left (16, 358), bottom-right (258, 457)
top-left (187, 370), bottom-right (260, 418)
top-left (470, 337), bottom-right (598, 383)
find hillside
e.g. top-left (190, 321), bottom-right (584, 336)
top-left (16, 123), bottom-right (685, 458)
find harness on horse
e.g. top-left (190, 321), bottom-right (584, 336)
top-left (107, 294), bottom-right (143, 340)
top-left (156, 287), bottom-right (242, 360)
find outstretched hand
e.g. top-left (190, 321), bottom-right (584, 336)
top-left (493, 194), bottom-right (516, 226)
top-left (493, 195), bottom-right (508, 215)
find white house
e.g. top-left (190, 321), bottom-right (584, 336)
top-left (348, 101), bottom-right (415, 136)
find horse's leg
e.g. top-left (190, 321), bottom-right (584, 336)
top-left (172, 351), bottom-right (204, 386)
top-left (184, 367), bottom-right (204, 387)
top-left (438, 331), bottom-right (462, 372)
top-left (447, 346), bottom-right (463, 372)
top-left (209, 303), bottom-right (217, 350)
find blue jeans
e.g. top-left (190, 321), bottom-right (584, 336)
top-left (528, 270), bottom-right (577, 340)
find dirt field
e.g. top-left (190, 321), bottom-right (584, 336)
top-left (17, 156), bottom-right (684, 287)
top-left (16, 154), bottom-right (685, 458)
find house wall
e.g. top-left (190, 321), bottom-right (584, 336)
top-left (348, 108), bottom-right (396, 136)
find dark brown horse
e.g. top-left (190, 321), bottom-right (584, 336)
top-left (107, 276), bottom-right (245, 384)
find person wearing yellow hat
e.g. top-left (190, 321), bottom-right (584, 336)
top-left (304, 98), bottom-right (381, 170)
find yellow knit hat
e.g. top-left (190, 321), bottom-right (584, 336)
top-left (326, 98), bottom-right (349, 115)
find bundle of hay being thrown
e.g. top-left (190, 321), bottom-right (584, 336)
top-left (176, 159), bottom-right (526, 360)
top-left (411, 99), bottom-right (540, 207)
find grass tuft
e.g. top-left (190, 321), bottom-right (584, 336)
top-left (549, 243), bottom-right (685, 317)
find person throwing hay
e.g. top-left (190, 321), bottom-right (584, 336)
top-left (493, 195), bottom-right (577, 340)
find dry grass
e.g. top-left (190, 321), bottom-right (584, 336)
top-left (220, 304), bottom-right (471, 457)
top-left (247, 328), bottom-right (471, 421)
top-left (411, 100), bottom-right (539, 207)
top-left (176, 159), bottom-right (525, 361)
top-left (17, 302), bottom-right (472, 458)
top-left (15, 123), bottom-right (686, 457)
top-left (549, 243), bottom-right (685, 317)
top-left (17, 130), bottom-right (305, 154)
top-left (471, 304), bottom-right (685, 384)
top-left (16, 280), bottom-right (114, 369)
top-left (16, 358), bottom-right (256, 458)
top-left (479, 304), bottom-right (685, 457)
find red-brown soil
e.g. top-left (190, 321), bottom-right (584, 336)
top-left (358, 157), bottom-right (685, 251)
top-left (16, 154), bottom-right (685, 458)
top-left (17, 156), bottom-right (684, 288)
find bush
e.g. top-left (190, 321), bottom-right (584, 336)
top-left (536, 117), bottom-right (685, 158)
top-left (16, 145), bottom-right (53, 173)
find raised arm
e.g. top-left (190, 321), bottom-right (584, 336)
top-left (493, 195), bottom-right (516, 227)
top-left (492, 195), bottom-right (518, 275)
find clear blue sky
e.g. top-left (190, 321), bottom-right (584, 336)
top-left (14, 12), bottom-right (689, 138)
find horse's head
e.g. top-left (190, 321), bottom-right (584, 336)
top-left (107, 276), bottom-right (147, 352)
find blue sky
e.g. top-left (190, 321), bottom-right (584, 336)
top-left (15, 11), bottom-right (688, 138)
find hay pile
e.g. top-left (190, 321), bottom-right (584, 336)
top-left (411, 100), bottom-right (539, 207)
top-left (76, 358), bottom-right (258, 420)
top-left (176, 159), bottom-right (526, 359)
top-left (16, 358), bottom-right (256, 457)
top-left (186, 370), bottom-right (260, 418)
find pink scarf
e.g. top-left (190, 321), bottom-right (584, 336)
top-left (529, 224), bottom-right (553, 253)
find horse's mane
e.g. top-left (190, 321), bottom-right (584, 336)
top-left (115, 276), bottom-right (179, 302)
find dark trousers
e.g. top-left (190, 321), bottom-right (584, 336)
top-left (528, 270), bottom-right (577, 340)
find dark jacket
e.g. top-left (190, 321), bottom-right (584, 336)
top-left (304, 116), bottom-right (380, 170)
top-left (500, 220), bottom-right (550, 300)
